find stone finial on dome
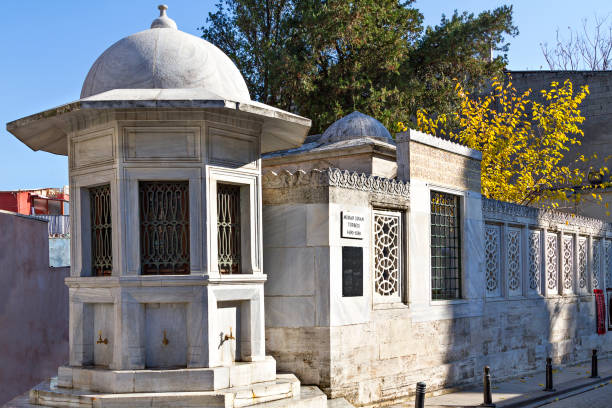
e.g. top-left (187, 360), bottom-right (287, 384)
top-left (151, 4), bottom-right (177, 29)
top-left (320, 111), bottom-right (393, 145)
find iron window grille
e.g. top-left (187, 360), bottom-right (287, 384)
top-left (90, 184), bottom-right (112, 276)
top-left (139, 181), bottom-right (190, 275)
top-left (430, 191), bottom-right (462, 300)
top-left (217, 183), bottom-right (241, 274)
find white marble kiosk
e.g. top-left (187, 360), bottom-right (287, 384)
top-left (7, 6), bottom-right (326, 407)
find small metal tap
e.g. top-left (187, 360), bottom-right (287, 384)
top-left (224, 327), bottom-right (236, 341)
top-left (162, 330), bottom-right (169, 346)
top-left (96, 331), bottom-right (108, 345)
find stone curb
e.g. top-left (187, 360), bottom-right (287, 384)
top-left (497, 374), bottom-right (612, 408)
top-left (417, 376), bottom-right (612, 408)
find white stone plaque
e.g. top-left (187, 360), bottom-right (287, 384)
top-left (342, 211), bottom-right (365, 239)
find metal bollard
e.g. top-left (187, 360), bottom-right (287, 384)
top-left (415, 382), bottom-right (426, 408)
top-left (591, 349), bottom-right (599, 378)
top-left (481, 366), bottom-right (496, 407)
top-left (544, 357), bottom-right (555, 392)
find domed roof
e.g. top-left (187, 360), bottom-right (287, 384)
top-left (80, 5), bottom-right (250, 101)
top-left (319, 111), bottom-right (393, 144)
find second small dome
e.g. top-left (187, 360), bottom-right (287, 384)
top-left (320, 111), bottom-right (393, 144)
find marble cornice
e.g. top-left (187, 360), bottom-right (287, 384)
top-left (262, 168), bottom-right (410, 198)
top-left (482, 198), bottom-right (612, 234)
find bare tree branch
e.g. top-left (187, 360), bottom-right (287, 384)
top-left (540, 14), bottom-right (612, 70)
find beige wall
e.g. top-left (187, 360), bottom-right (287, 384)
top-left (0, 212), bottom-right (69, 405)
top-left (511, 71), bottom-right (612, 222)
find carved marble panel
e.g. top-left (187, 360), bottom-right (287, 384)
top-left (124, 127), bottom-right (200, 161)
top-left (145, 303), bottom-right (188, 369)
top-left (545, 233), bottom-right (558, 294)
top-left (485, 224), bottom-right (501, 297)
top-left (217, 301), bottom-right (241, 365)
top-left (93, 303), bottom-right (114, 368)
top-left (593, 239), bottom-right (602, 290)
top-left (72, 128), bottom-right (115, 169)
top-left (373, 211), bottom-right (401, 301)
top-left (605, 240), bottom-right (611, 289)
top-left (578, 237), bottom-right (588, 292)
top-left (507, 227), bottom-right (522, 297)
top-left (562, 236), bottom-right (574, 293)
top-left (528, 230), bottom-right (542, 294)
top-left (208, 127), bottom-right (257, 168)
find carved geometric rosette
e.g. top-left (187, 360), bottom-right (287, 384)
top-left (485, 225), bottom-right (501, 297)
top-left (593, 239), bottom-right (601, 289)
top-left (605, 240), bottom-right (611, 289)
top-left (545, 234), bottom-right (558, 292)
top-left (507, 228), bottom-right (522, 296)
top-left (528, 230), bottom-right (541, 293)
top-left (373, 211), bottom-right (401, 299)
top-left (578, 237), bottom-right (587, 290)
top-left (562, 236), bottom-right (574, 292)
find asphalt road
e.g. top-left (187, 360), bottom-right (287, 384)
top-left (539, 382), bottom-right (612, 407)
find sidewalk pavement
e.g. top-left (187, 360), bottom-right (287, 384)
top-left (421, 357), bottom-right (612, 407)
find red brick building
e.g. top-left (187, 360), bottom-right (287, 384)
top-left (0, 187), bottom-right (69, 216)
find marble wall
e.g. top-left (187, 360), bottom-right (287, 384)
top-left (262, 132), bottom-right (612, 406)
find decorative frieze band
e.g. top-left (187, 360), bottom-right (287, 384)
top-left (262, 168), bottom-right (410, 198)
top-left (482, 198), bottom-right (611, 233)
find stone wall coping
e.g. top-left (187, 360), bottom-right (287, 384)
top-left (482, 198), bottom-right (612, 234)
top-left (400, 128), bottom-right (483, 161)
top-left (262, 168), bottom-right (410, 198)
top-left (0, 209), bottom-right (49, 223)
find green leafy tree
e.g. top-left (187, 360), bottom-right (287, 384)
top-left (201, 1), bottom-right (518, 134)
top-left (401, 8), bottom-right (517, 128)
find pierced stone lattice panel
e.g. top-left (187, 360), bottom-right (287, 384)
top-left (578, 237), bottom-right (587, 292)
top-left (373, 211), bottom-right (401, 299)
top-left (485, 225), bottom-right (501, 297)
top-left (593, 239), bottom-right (601, 290)
top-left (562, 236), bottom-right (574, 293)
top-left (528, 230), bottom-right (541, 293)
top-left (507, 227), bottom-right (522, 296)
top-left (605, 240), bottom-right (611, 289)
top-left (545, 234), bottom-right (558, 293)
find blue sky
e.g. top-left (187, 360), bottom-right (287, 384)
top-left (0, 0), bottom-right (609, 190)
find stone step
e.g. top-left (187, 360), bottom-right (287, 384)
top-left (57, 357), bottom-right (277, 393)
top-left (248, 386), bottom-right (328, 408)
top-left (8, 374), bottom-right (303, 408)
top-left (326, 398), bottom-right (354, 408)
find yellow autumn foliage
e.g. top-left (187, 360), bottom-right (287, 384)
top-left (409, 77), bottom-right (599, 206)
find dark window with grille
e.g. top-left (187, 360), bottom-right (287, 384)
top-left (90, 185), bottom-right (112, 276)
top-left (217, 184), bottom-right (241, 274)
top-left (431, 191), bottom-right (462, 300)
top-left (139, 181), bottom-right (190, 275)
